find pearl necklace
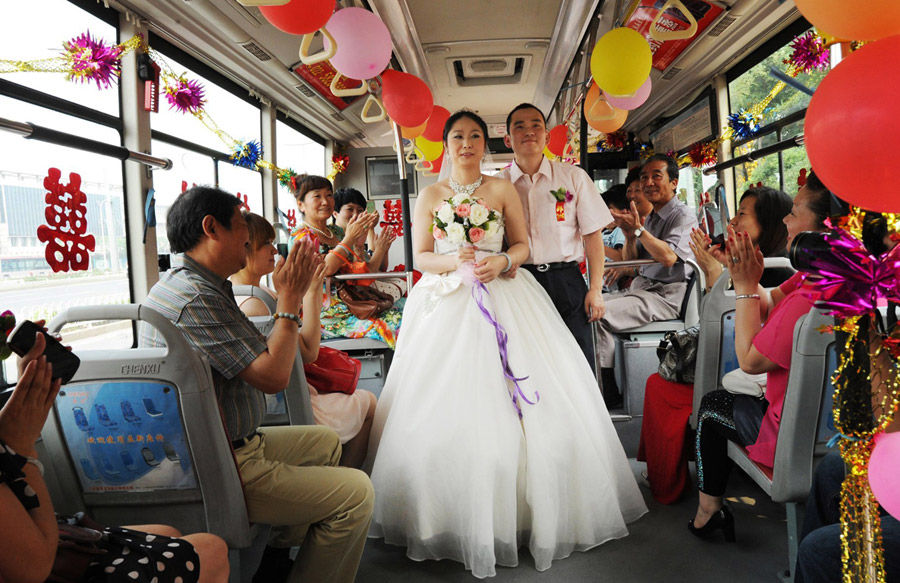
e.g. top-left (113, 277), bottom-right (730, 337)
top-left (302, 222), bottom-right (335, 240)
top-left (449, 175), bottom-right (483, 197)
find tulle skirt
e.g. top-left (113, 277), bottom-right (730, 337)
top-left (367, 268), bottom-right (647, 578)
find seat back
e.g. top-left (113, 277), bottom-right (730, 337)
top-left (233, 284), bottom-right (315, 426)
top-left (43, 305), bottom-right (254, 547)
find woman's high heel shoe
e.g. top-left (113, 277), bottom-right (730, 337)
top-left (688, 505), bottom-right (736, 542)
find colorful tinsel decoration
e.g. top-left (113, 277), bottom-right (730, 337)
top-left (326, 154), bottom-right (350, 182)
top-left (231, 140), bottom-right (262, 169)
top-left (163, 74), bottom-right (206, 115)
top-left (785, 31), bottom-right (830, 75)
top-left (0, 310), bottom-right (16, 361)
top-left (62, 31), bottom-right (123, 89)
top-left (602, 130), bottom-right (627, 152)
top-left (727, 109), bottom-right (764, 140)
top-left (687, 139), bottom-right (718, 168)
top-left (638, 143), bottom-right (654, 161)
top-left (278, 168), bottom-right (299, 189)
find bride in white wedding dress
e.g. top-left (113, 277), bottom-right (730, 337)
top-left (367, 110), bottom-right (647, 578)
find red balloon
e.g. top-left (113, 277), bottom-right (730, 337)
top-left (426, 155), bottom-right (444, 175)
top-left (260, 0), bottom-right (336, 35)
top-left (547, 125), bottom-right (568, 157)
top-left (422, 106), bottom-right (451, 142)
top-left (381, 70), bottom-right (434, 128)
top-left (805, 35), bottom-right (900, 212)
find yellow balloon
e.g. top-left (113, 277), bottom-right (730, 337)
top-left (415, 136), bottom-right (444, 162)
top-left (542, 147), bottom-right (557, 161)
top-left (590, 27), bottom-right (652, 97)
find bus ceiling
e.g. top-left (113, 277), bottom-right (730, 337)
top-left (111, 0), bottom-right (803, 147)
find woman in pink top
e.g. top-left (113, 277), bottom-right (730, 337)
top-left (688, 171), bottom-right (846, 541)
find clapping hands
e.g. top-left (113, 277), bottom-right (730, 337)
top-left (273, 237), bottom-right (322, 304)
top-left (345, 212), bottom-right (379, 245)
top-left (725, 226), bottom-right (764, 294)
top-left (610, 201), bottom-right (642, 236)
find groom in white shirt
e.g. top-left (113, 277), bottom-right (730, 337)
top-left (497, 103), bottom-right (611, 375)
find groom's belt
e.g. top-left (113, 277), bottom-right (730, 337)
top-left (523, 261), bottom-right (579, 273)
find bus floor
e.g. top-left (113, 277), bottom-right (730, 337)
top-left (357, 459), bottom-right (789, 582)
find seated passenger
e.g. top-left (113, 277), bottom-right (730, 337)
top-left (599, 154), bottom-right (699, 404)
top-left (232, 213), bottom-right (377, 469)
top-left (638, 185), bottom-right (794, 504)
top-left (604, 166), bottom-right (654, 292)
top-left (140, 187), bottom-right (373, 583)
top-left (333, 187), bottom-right (393, 271)
top-left (689, 172), bottom-right (842, 539)
top-left (601, 184), bottom-right (628, 262)
top-left (0, 330), bottom-right (229, 583)
top-left (291, 175), bottom-right (393, 277)
top-left (289, 175), bottom-right (404, 347)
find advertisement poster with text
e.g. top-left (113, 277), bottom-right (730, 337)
top-left (625, 1), bottom-right (725, 71)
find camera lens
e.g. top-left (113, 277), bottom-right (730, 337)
top-left (789, 231), bottom-right (831, 272)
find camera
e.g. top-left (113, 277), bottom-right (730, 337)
top-left (788, 231), bottom-right (831, 272)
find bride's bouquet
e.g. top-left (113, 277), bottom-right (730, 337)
top-left (432, 197), bottom-right (501, 245)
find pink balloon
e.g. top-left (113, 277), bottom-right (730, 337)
top-left (605, 76), bottom-right (652, 111)
top-left (325, 7), bottom-right (392, 81)
top-left (869, 431), bottom-right (900, 519)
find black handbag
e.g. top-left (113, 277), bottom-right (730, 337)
top-left (657, 325), bottom-right (700, 384)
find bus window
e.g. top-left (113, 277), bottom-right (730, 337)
top-left (275, 118), bottom-right (326, 220)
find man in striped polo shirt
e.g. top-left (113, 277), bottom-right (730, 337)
top-left (140, 186), bottom-right (373, 583)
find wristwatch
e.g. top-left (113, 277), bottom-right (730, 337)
top-left (634, 226), bottom-right (645, 238)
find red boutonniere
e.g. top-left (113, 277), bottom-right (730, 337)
top-left (550, 187), bottom-right (573, 222)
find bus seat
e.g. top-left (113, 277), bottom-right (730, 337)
top-left (43, 304), bottom-right (270, 583)
top-left (609, 258), bottom-right (704, 416)
top-left (725, 306), bottom-right (835, 582)
top-left (234, 284), bottom-right (315, 426)
top-left (691, 257), bottom-right (796, 428)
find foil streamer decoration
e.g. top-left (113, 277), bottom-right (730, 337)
top-left (231, 140), bottom-right (262, 169)
top-left (278, 168), bottom-right (299, 189)
top-left (786, 31), bottom-right (830, 74)
top-left (62, 31), bottom-right (123, 89)
top-left (163, 74), bottom-right (206, 115)
top-left (804, 228), bottom-right (900, 317)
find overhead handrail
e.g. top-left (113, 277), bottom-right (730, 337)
top-left (704, 134), bottom-right (804, 175)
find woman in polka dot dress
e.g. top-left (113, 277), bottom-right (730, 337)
top-left (0, 330), bottom-right (229, 583)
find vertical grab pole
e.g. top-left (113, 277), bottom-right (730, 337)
top-left (391, 120), bottom-right (415, 289)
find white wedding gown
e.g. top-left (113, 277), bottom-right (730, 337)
top-left (368, 218), bottom-right (647, 578)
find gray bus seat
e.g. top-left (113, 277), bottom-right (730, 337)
top-left (691, 257), bottom-right (796, 428)
top-left (602, 258), bottom-right (704, 416)
top-left (725, 307), bottom-right (835, 581)
top-left (234, 284), bottom-right (316, 426)
top-left (43, 304), bottom-right (269, 583)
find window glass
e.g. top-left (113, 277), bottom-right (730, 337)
top-left (275, 120), bottom-right (326, 222)
top-left (780, 120), bottom-right (810, 195)
top-left (151, 57), bottom-right (260, 154)
top-left (678, 166), bottom-right (720, 210)
top-left (0, 95), bottom-right (121, 145)
top-left (0, 133), bottom-right (131, 381)
top-left (732, 132), bottom-right (780, 194)
top-left (150, 140), bottom-right (217, 255)
top-left (1, 0), bottom-right (119, 117)
top-left (217, 161), bottom-right (263, 215)
top-left (728, 29), bottom-right (830, 123)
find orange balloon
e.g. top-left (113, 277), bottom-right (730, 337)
top-left (588, 106), bottom-right (628, 133)
top-left (795, 0), bottom-right (900, 41)
top-left (547, 125), bottom-right (568, 156)
top-left (401, 121), bottom-right (427, 139)
top-left (583, 83), bottom-right (616, 124)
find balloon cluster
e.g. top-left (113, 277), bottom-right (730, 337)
top-left (793, 3), bottom-right (900, 581)
top-left (258, 0), bottom-right (437, 174)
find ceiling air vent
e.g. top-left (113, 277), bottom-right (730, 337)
top-left (240, 41), bottom-right (271, 61)
top-left (330, 112), bottom-right (346, 122)
top-left (706, 14), bottom-right (737, 37)
top-left (295, 83), bottom-right (315, 98)
top-left (661, 66), bottom-right (683, 81)
top-left (354, 132), bottom-right (366, 140)
top-left (449, 55), bottom-right (531, 88)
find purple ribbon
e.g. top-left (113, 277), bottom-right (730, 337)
top-left (469, 278), bottom-right (540, 418)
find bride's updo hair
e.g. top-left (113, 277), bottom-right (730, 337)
top-left (442, 110), bottom-right (488, 144)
